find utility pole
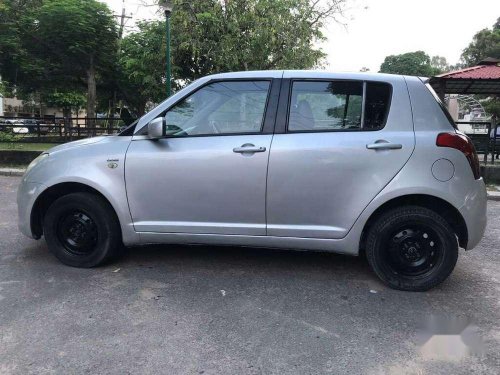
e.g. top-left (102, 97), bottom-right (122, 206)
top-left (112, 0), bottom-right (132, 124)
top-left (159, 1), bottom-right (173, 97)
top-left (115, 0), bottom-right (132, 50)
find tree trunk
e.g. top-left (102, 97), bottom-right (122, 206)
top-left (137, 102), bottom-right (146, 117)
top-left (86, 55), bottom-right (96, 131)
top-left (63, 107), bottom-right (72, 120)
top-left (63, 107), bottom-right (71, 134)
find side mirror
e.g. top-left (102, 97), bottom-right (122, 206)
top-left (148, 117), bottom-right (165, 139)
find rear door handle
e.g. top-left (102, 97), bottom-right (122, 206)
top-left (233, 144), bottom-right (266, 153)
top-left (366, 140), bottom-right (403, 150)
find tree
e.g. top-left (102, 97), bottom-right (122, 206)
top-left (118, 21), bottom-right (167, 115)
top-left (29, 0), bottom-right (117, 119)
top-left (45, 91), bottom-right (86, 118)
top-left (379, 51), bottom-right (439, 76)
top-left (483, 97), bottom-right (500, 119)
top-left (118, 0), bottom-right (348, 113)
top-left (430, 55), bottom-right (450, 74)
top-left (461, 17), bottom-right (500, 66)
top-left (0, 0), bottom-right (118, 119)
top-left (170, 0), bottom-right (347, 81)
top-left (0, 0), bottom-right (44, 94)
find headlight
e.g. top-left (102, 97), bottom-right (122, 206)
top-left (26, 153), bottom-right (49, 174)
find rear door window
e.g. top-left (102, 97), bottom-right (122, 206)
top-left (287, 80), bottom-right (392, 132)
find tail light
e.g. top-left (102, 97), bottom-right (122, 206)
top-left (436, 132), bottom-right (481, 179)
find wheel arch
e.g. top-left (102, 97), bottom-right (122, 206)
top-left (30, 182), bottom-right (120, 239)
top-left (360, 194), bottom-right (468, 252)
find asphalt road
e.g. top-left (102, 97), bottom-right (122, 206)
top-left (1, 175), bottom-right (499, 375)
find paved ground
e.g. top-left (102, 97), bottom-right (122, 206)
top-left (1, 175), bottom-right (499, 375)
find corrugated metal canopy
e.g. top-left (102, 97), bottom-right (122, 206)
top-left (429, 58), bottom-right (500, 95)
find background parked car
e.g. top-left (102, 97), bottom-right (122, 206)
top-left (21, 119), bottom-right (50, 135)
top-left (0, 118), bottom-right (50, 134)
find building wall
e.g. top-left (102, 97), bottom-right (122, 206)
top-left (1, 96), bottom-right (86, 119)
top-left (2, 97), bottom-right (26, 117)
top-left (447, 95), bottom-right (459, 122)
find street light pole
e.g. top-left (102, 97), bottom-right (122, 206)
top-left (159, 1), bottom-right (173, 97)
top-left (165, 10), bottom-right (171, 97)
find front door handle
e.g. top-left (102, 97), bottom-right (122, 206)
top-left (233, 144), bottom-right (266, 153)
top-left (366, 140), bottom-right (403, 150)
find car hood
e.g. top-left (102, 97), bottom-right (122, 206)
top-left (47, 136), bottom-right (110, 154)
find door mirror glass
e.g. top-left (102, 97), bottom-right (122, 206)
top-left (148, 117), bottom-right (165, 139)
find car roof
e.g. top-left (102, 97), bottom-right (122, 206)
top-left (205, 70), bottom-right (405, 83)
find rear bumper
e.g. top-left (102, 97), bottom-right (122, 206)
top-left (17, 179), bottom-right (46, 239)
top-left (459, 178), bottom-right (487, 250)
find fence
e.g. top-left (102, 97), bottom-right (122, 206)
top-left (456, 121), bottom-right (499, 164)
top-left (0, 116), bottom-right (134, 144)
top-left (1, 115), bottom-right (498, 163)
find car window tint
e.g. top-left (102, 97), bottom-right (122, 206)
top-left (288, 81), bottom-right (363, 132)
top-left (164, 81), bottom-right (270, 136)
top-left (364, 82), bottom-right (391, 130)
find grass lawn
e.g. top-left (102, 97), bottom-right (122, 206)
top-left (0, 142), bottom-right (58, 151)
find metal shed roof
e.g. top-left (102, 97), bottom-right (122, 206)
top-left (429, 58), bottom-right (500, 95)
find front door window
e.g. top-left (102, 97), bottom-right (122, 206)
top-left (164, 81), bottom-right (271, 136)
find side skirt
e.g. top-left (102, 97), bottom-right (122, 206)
top-left (135, 231), bottom-right (359, 256)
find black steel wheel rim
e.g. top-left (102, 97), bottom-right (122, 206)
top-left (382, 223), bottom-right (444, 277)
top-left (56, 210), bottom-right (98, 256)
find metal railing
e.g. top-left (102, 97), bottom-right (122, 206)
top-left (456, 121), bottom-right (499, 164)
top-left (0, 116), bottom-right (134, 143)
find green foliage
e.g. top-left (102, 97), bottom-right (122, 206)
top-left (483, 97), bottom-right (500, 119)
top-left (45, 91), bottom-right (86, 111)
top-left (430, 55), bottom-right (450, 74)
top-left (2, 0), bottom-right (347, 115)
top-left (379, 51), bottom-right (440, 76)
top-left (0, 0), bottom-right (118, 117)
top-left (118, 0), bottom-right (346, 113)
top-left (0, 131), bottom-right (17, 143)
top-left (118, 21), bottom-right (167, 115)
top-left (461, 18), bottom-right (500, 66)
top-left (171, 0), bottom-right (342, 81)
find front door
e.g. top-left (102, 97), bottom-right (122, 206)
top-left (266, 77), bottom-right (415, 239)
top-left (126, 79), bottom-right (278, 236)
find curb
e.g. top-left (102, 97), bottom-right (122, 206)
top-left (0, 169), bottom-right (25, 177)
top-left (487, 192), bottom-right (500, 201)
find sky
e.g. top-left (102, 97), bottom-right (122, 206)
top-left (104, 0), bottom-right (500, 72)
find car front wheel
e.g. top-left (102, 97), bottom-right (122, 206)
top-left (43, 192), bottom-right (122, 267)
top-left (365, 206), bottom-right (459, 291)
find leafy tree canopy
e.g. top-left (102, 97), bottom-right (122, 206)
top-left (118, 0), bottom-right (347, 114)
top-left (118, 20), bottom-right (167, 115)
top-left (379, 51), bottom-right (444, 76)
top-left (45, 91), bottom-right (86, 116)
top-left (461, 17), bottom-right (500, 66)
top-left (0, 0), bottom-right (118, 118)
top-left (2, 0), bottom-right (348, 116)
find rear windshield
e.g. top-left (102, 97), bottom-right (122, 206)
top-left (425, 83), bottom-right (458, 130)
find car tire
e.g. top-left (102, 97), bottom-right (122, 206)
top-left (43, 192), bottom-right (122, 267)
top-left (365, 206), bottom-right (458, 292)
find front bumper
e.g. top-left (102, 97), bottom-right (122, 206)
top-left (17, 179), bottom-right (46, 239)
top-left (459, 178), bottom-right (487, 250)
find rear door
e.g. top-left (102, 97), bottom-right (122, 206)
top-left (266, 74), bottom-right (415, 239)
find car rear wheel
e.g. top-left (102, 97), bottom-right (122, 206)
top-left (365, 206), bottom-right (458, 291)
top-left (43, 192), bottom-right (122, 267)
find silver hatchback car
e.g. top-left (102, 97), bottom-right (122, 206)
top-left (17, 71), bottom-right (487, 291)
